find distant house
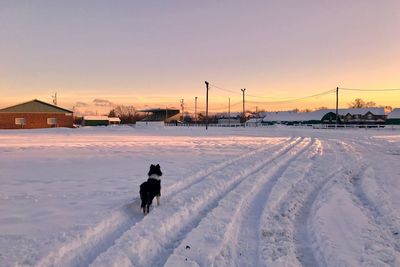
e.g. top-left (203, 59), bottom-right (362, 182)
top-left (386, 109), bottom-right (400, 125)
top-left (108, 117), bottom-right (121, 125)
top-left (262, 108), bottom-right (386, 125)
top-left (0, 99), bottom-right (73, 129)
top-left (245, 118), bottom-right (263, 127)
top-left (82, 116), bottom-right (121, 126)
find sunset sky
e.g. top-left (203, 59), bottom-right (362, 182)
top-left (1, 1), bottom-right (399, 113)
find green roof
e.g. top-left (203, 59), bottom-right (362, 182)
top-left (0, 99), bottom-right (72, 113)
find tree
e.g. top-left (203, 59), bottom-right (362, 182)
top-left (365, 101), bottom-right (376, 108)
top-left (348, 98), bottom-right (365, 108)
top-left (108, 105), bottom-right (144, 124)
top-left (108, 109), bottom-right (116, 117)
top-left (348, 98), bottom-right (377, 108)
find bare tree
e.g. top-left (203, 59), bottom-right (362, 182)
top-left (109, 105), bottom-right (144, 124)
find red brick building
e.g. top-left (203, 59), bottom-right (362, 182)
top-left (0, 99), bottom-right (73, 129)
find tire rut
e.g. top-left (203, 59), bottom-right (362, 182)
top-left (90, 138), bottom-right (307, 267)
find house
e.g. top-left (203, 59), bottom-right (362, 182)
top-left (262, 108), bottom-right (386, 125)
top-left (245, 118), bottom-right (264, 127)
top-left (0, 99), bottom-right (73, 129)
top-left (386, 109), bottom-right (400, 125)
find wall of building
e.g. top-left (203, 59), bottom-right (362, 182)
top-left (0, 112), bottom-right (73, 129)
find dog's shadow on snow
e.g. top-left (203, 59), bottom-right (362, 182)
top-left (124, 198), bottom-right (143, 216)
top-left (124, 197), bottom-right (162, 217)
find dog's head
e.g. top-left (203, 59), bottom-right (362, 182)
top-left (148, 164), bottom-right (163, 177)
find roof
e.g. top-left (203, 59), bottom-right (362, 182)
top-left (83, 116), bottom-right (109, 121)
top-left (0, 99), bottom-right (73, 113)
top-left (108, 117), bottom-right (121, 122)
top-left (262, 108), bottom-right (385, 122)
top-left (388, 108), bottom-right (400, 119)
top-left (246, 118), bottom-right (263, 123)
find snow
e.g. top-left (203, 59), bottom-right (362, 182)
top-left (1, 126), bottom-right (400, 266)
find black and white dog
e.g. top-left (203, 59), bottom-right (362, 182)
top-left (139, 164), bottom-right (162, 215)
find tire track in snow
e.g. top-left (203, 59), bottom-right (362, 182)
top-left (292, 140), bottom-right (343, 267)
top-left (347, 167), bottom-right (400, 265)
top-left (166, 137), bottom-right (295, 198)
top-left (90, 138), bottom-right (306, 267)
top-left (303, 140), bottom-right (400, 266)
top-left (216, 138), bottom-right (316, 267)
top-left (35, 138), bottom-right (293, 267)
top-left (162, 138), bottom-right (315, 267)
top-left (340, 140), bottom-right (400, 253)
top-left (35, 201), bottom-right (143, 267)
top-left (351, 167), bottom-right (400, 252)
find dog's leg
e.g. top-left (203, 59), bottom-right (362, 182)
top-left (156, 195), bottom-right (160, 206)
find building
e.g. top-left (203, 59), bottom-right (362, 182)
top-left (386, 109), bottom-right (400, 125)
top-left (108, 117), bottom-right (121, 125)
top-left (82, 116), bottom-right (121, 126)
top-left (0, 99), bottom-right (73, 129)
top-left (139, 108), bottom-right (180, 122)
top-left (262, 108), bottom-right (386, 125)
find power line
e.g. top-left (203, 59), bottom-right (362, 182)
top-left (245, 89), bottom-right (335, 104)
top-left (339, 87), bottom-right (400, 92)
top-left (209, 83), bottom-right (240, 95)
top-left (210, 82), bottom-right (335, 102)
top-left (210, 83), bottom-right (297, 99)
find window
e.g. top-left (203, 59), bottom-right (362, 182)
top-left (47, 118), bottom-right (58, 125)
top-left (15, 118), bottom-right (26, 125)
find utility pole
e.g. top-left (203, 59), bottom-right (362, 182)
top-left (195, 97), bottom-right (198, 123)
top-left (228, 97), bottom-right (231, 127)
top-left (241, 88), bottom-right (246, 127)
top-left (52, 92), bottom-right (57, 106)
top-left (336, 87), bottom-right (339, 128)
top-left (165, 106), bottom-right (168, 122)
top-left (256, 106), bottom-right (258, 127)
top-left (180, 99), bottom-right (184, 122)
top-left (205, 81), bottom-right (209, 130)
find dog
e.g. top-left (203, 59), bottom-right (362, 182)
top-left (140, 164), bottom-right (162, 215)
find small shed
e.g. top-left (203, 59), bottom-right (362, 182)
top-left (82, 116), bottom-right (110, 126)
top-left (108, 117), bottom-right (121, 125)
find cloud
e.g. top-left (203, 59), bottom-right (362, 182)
top-left (74, 101), bottom-right (90, 107)
top-left (93, 99), bottom-right (115, 107)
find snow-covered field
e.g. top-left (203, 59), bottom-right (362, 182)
top-left (1, 126), bottom-right (400, 267)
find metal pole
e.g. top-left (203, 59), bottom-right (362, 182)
top-left (228, 97), bottom-right (231, 127)
top-left (180, 99), bottom-right (184, 122)
top-left (256, 106), bottom-right (258, 127)
top-left (195, 97), bottom-right (198, 123)
top-left (205, 81), bottom-right (209, 130)
top-left (241, 88), bottom-right (246, 127)
top-left (336, 87), bottom-right (339, 128)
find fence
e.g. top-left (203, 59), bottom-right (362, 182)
top-left (164, 122), bottom-right (400, 130)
